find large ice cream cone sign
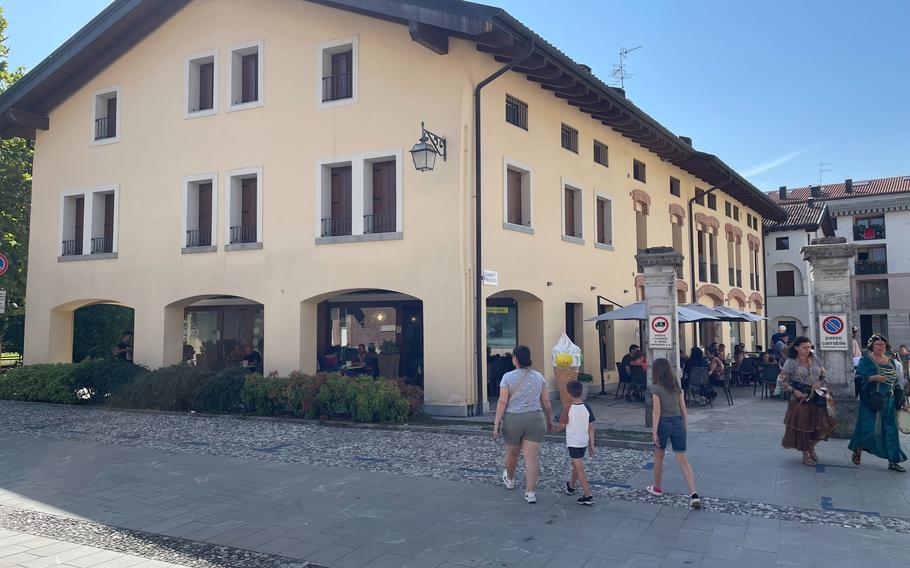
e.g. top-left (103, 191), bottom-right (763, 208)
top-left (552, 332), bottom-right (583, 409)
top-left (556, 365), bottom-right (580, 409)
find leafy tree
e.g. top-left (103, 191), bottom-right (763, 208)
top-left (0, 7), bottom-right (30, 352)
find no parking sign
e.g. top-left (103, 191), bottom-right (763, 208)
top-left (649, 315), bottom-right (672, 349)
top-left (819, 314), bottom-right (847, 351)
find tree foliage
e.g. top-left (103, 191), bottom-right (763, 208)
top-left (0, 7), bottom-right (31, 348)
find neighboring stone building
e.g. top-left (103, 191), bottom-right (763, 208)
top-left (763, 200), bottom-right (834, 343)
top-left (766, 176), bottom-right (910, 347)
top-left (6, 0), bottom-right (785, 415)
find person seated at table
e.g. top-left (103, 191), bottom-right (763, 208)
top-left (684, 347), bottom-right (710, 400)
top-left (628, 349), bottom-right (647, 401)
top-left (363, 345), bottom-right (380, 377)
top-left (621, 344), bottom-right (640, 379)
top-left (225, 343), bottom-right (244, 367)
top-left (733, 344), bottom-right (745, 370)
top-left (357, 343), bottom-right (368, 365)
top-left (709, 345), bottom-right (726, 391)
top-left (241, 344), bottom-right (263, 374)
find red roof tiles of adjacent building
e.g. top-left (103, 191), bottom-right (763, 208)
top-left (763, 202), bottom-right (830, 232)
top-left (767, 175), bottom-right (910, 204)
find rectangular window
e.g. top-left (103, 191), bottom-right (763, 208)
top-left (61, 195), bottom-right (85, 256)
top-left (563, 185), bottom-right (582, 238)
top-left (60, 186), bottom-right (119, 257)
top-left (186, 51), bottom-right (217, 116)
top-left (365, 160), bottom-right (396, 234)
top-left (636, 210), bottom-right (648, 255)
top-left (561, 124), bottom-right (578, 153)
top-left (854, 215), bottom-right (885, 241)
top-left (596, 196), bottom-right (612, 246)
top-left (92, 87), bottom-right (120, 143)
top-left (672, 223), bottom-right (683, 277)
top-left (776, 270), bottom-right (795, 297)
top-left (183, 175), bottom-right (217, 249)
top-left (318, 37), bottom-right (358, 107)
top-left (229, 41), bottom-right (262, 109)
top-left (709, 233), bottom-right (718, 283)
top-left (831, 217), bottom-right (838, 230)
top-left (695, 188), bottom-right (705, 206)
top-left (226, 168), bottom-right (262, 246)
top-left (735, 243), bottom-right (742, 288)
top-left (505, 95), bottom-right (528, 130)
top-left (725, 201), bottom-right (732, 217)
top-left (727, 240), bottom-right (735, 285)
top-left (594, 140), bottom-right (609, 167)
top-left (754, 249), bottom-right (761, 291)
top-left (856, 246), bottom-right (887, 275)
top-left (505, 167), bottom-right (531, 228)
top-left (733, 206), bottom-right (740, 221)
top-left (707, 193), bottom-right (717, 210)
top-left (323, 165), bottom-right (352, 237)
top-left (90, 190), bottom-right (117, 254)
top-left (697, 229), bottom-right (707, 281)
top-left (857, 280), bottom-right (889, 310)
top-left (633, 159), bottom-right (646, 183)
top-left (747, 213), bottom-right (753, 229)
top-left (776, 237), bottom-right (789, 250)
top-left (669, 177), bottom-right (680, 197)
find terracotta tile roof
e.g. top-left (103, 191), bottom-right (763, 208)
top-left (767, 175), bottom-right (910, 204)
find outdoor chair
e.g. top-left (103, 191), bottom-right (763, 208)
top-left (721, 366), bottom-right (734, 406)
top-left (615, 361), bottom-right (631, 399)
top-left (629, 365), bottom-right (647, 403)
top-left (736, 357), bottom-right (758, 386)
top-left (688, 366), bottom-right (711, 407)
top-left (757, 363), bottom-right (780, 399)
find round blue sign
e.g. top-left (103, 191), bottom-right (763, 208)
top-left (0, 253), bottom-right (7, 276)
top-left (822, 316), bottom-right (844, 335)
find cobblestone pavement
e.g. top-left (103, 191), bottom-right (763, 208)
top-left (1, 400), bottom-right (910, 567)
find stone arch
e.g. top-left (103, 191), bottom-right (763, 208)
top-left (675, 279), bottom-right (688, 293)
top-left (748, 292), bottom-right (763, 308)
top-left (724, 223), bottom-right (743, 242)
top-left (634, 274), bottom-right (646, 287)
top-left (48, 298), bottom-right (135, 364)
top-left (695, 212), bottom-right (720, 233)
top-left (486, 289), bottom-right (545, 395)
top-left (748, 234), bottom-right (761, 250)
top-left (632, 189), bottom-right (651, 215)
top-left (696, 284), bottom-right (725, 305)
top-left (727, 288), bottom-right (747, 305)
top-left (669, 203), bottom-right (685, 224)
top-left (769, 262), bottom-right (805, 296)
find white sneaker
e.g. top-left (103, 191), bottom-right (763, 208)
top-left (501, 470), bottom-right (515, 490)
top-left (524, 492), bottom-right (537, 504)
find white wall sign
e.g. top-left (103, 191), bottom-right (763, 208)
top-left (482, 270), bottom-right (499, 286)
top-left (818, 313), bottom-right (848, 351)
top-left (0, 289), bottom-right (5, 315)
top-left (649, 315), bottom-right (672, 349)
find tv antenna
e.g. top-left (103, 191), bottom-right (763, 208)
top-left (611, 45), bottom-right (643, 91)
top-left (818, 162), bottom-right (832, 185)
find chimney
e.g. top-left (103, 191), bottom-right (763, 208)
top-left (613, 86), bottom-right (626, 97)
top-left (779, 186), bottom-right (787, 199)
top-left (680, 136), bottom-right (693, 146)
top-left (579, 64), bottom-right (592, 73)
top-left (845, 178), bottom-right (853, 193)
top-left (810, 185), bottom-right (821, 198)
top-left (807, 197), bottom-right (815, 209)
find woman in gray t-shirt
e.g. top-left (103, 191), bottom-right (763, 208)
top-left (492, 345), bottom-right (554, 504)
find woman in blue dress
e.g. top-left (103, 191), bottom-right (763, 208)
top-left (849, 334), bottom-right (908, 472)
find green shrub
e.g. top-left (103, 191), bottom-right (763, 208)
top-left (311, 374), bottom-right (413, 422)
top-left (73, 358), bottom-right (148, 403)
top-left (578, 373), bottom-right (594, 383)
top-left (111, 364), bottom-right (214, 411)
top-left (240, 374), bottom-right (293, 415)
top-left (286, 372), bottom-right (329, 416)
top-left (0, 363), bottom-right (80, 404)
top-left (194, 367), bottom-right (247, 413)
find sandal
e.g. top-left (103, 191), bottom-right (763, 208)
top-left (852, 450), bottom-right (862, 466)
top-left (809, 450), bottom-right (818, 463)
top-left (801, 453), bottom-right (817, 466)
top-left (888, 463), bottom-right (906, 473)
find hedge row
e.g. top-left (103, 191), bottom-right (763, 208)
top-left (0, 360), bottom-right (422, 423)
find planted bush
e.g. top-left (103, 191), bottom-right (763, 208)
top-left (0, 363), bottom-right (80, 404)
top-left (240, 374), bottom-right (294, 416)
top-left (312, 374), bottom-right (412, 422)
top-left (194, 367), bottom-right (247, 413)
top-left (73, 358), bottom-right (148, 403)
top-left (111, 364), bottom-right (213, 411)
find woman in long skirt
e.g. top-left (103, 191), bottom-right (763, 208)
top-left (779, 337), bottom-right (837, 466)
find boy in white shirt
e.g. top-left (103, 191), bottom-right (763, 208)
top-left (556, 380), bottom-right (595, 505)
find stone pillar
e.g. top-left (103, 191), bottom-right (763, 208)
top-left (802, 237), bottom-right (857, 438)
top-left (635, 247), bottom-right (684, 428)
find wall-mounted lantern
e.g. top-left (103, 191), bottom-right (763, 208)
top-left (410, 121), bottom-right (446, 172)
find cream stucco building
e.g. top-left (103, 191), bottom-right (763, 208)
top-left (5, 0), bottom-right (785, 415)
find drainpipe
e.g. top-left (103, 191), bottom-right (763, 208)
top-left (473, 38), bottom-right (535, 416)
top-left (687, 176), bottom-right (731, 343)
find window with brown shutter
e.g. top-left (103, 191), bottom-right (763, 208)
top-left (199, 62), bottom-right (214, 110)
top-left (240, 178), bottom-right (257, 242)
top-left (597, 199), bottom-right (606, 244)
top-left (369, 161), bottom-right (395, 233)
top-left (198, 183), bottom-right (212, 245)
top-left (106, 97), bottom-right (117, 137)
top-left (241, 53), bottom-right (258, 103)
top-left (564, 187), bottom-right (576, 236)
top-left (507, 169), bottom-right (523, 225)
top-left (328, 166), bottom-right (352, 237)
top-left (74, 197), bottom-right (85, 255)
top-left (776, 270), bottom-right (795, 297)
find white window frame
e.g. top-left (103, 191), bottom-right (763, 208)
top-left (560, 177), bottom-right (584, 244)
top-left (594, 191), bottom-right (614, 250)
top-left (224, 166), bottom-right (263, 246)
top-left (502, 157), bottom-right (533, 234)
top-left (314, 149), bottom-right (403, 241)
top-left (316, 35), bottom-right (359, 109)
top-left (227, 39), bottom-right (264, 112)
top-left (184, 49), bottom-right (219, 118)
top-left (89, 85), bottom-right (121, 146)
top-left (57, 184), bottom-right (120, 257)
top-left (182, 173), bottom-right (219, 250)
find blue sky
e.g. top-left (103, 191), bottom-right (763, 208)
top-left (4, 0), bottom-right (908, 191)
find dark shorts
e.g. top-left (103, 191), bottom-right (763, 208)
top-left (568, 446), bottom-right (587, 459)
top-left (657, 415), bottom-right (687, 452)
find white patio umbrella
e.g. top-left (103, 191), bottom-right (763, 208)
top-left (585, 302), bottom-right (720, 324)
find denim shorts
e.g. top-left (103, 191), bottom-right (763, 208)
top-left (657, 415), bottom-right (687, 452)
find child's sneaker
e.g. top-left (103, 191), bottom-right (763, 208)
top-left (524, 492), bottom-right (537, 504)
top-left (646, 484), bottom-right (663, 497)
top-left (689, 493), bottom-right (702, 510)
top-left (501, 470), bottom-right (515, 490)
top-left (576, 495), bottom-right (594, 506)
top-left (565, 481), bottom-right (576, 495)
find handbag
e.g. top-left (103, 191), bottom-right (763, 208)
top-left (860, 382), bottom-right (887, 412)
top-left (898, 409), bottom-right (910, 435)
